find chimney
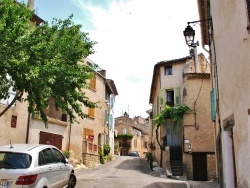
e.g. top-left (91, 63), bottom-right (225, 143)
top-left (27, 0), bottom-right (34, 10)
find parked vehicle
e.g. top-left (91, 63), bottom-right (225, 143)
top-left (128, 151), bottom-right (140, 157)
top-left (0, 144), bottom-right (76, 188)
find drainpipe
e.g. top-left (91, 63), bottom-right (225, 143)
top-left (25, 113), bottom-right (31, 143)
top-left (68, 117), bottom-right (72, 151)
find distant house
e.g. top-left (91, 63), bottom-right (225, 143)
top-left (149, 54), bottom-right (216, 180)
top-left (114, 114), bottom-right (149, 157)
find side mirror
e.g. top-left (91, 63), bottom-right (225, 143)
top-left (61, 158), bottom-right (68, 164)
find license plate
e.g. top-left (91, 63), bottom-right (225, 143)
top-left (0, 180), bottom-right (13, 188)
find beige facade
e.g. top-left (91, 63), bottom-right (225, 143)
top-left (114, 115), bottom-right (149, 157)
top-left (149, 54), bottom-right (216, 180)
top-left (0, 58), bottom-right (118, 168)
top-left (0, 100), bottom-right (29, 145)
top-left (197, 0), bottom-right (250, 187)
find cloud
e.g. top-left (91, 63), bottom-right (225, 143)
top-left (67, 0), bottom-right (201, 117)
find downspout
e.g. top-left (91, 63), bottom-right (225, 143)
top-left (68, 120), bottom-right (72, 151)
top-left (25, 113), bottom-right (31, 143)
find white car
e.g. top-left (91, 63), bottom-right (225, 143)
top-left (0, 144), bottom-right (76, 188)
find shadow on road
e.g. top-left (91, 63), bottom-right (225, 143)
top-left (142, 182), bottom-right (187, 188)
top-left (115, 157), bottom-right (150, 174)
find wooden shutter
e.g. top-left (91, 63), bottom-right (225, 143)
top-left (88, 108), bottom-right (95, 118)
top-left (210, 89), bottom-right (216, 122)
top-left (159, 89), bottom-right (166, 108)
top-left (39, 131), bottom-right (63, 150)
top-left (174, 87), bottom-right (181, 106)
top-left (90, 76), bottom-right (96, 90)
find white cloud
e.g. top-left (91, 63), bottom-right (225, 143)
top-left (75, 0), bottom-right (201, 118)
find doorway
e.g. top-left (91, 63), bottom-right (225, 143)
top-left (193, 153), bottom-right (207, 181)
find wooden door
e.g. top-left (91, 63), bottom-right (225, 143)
top-left (193, 153), bottom-right (207, 181)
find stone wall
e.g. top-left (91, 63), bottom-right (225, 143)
top-left (82, 153), bottom-right (100, 168)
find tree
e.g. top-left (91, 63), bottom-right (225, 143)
top-left (0, 0), bottom-right (97, 126)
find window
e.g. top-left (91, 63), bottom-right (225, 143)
top-left (166, 90), bottom-right (174, 107)
top-left (11, 115), bottom-right (17, 128)
top-left (122, 128), bottom-right (126, 134)
top-left (52, 148), bottom-right (65, 162)
top-left (144, 141), bottom-right (148, 148)
top-left (160, 87), bottom-right (181, 107)
top-left (88, 108), bottom-right (95, 118)
top-left (165, 65), bottom-right (172, 75)
top-left (42, 148), bottom-right (55, 164)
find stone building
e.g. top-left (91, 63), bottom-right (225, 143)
top-left (0, 57), bottom-right (118, 168)
top-left (196, 0), bottom-right (250, 187)
top-left (114, 114), bottom-right (149, 157)
top-left (149, 54), bottom-right (216, 180)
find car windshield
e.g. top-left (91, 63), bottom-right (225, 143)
top-left (0, 152), bottom-right (31, 169)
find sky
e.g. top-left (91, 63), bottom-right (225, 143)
top-left (18, 0), bottom-right (201, 118)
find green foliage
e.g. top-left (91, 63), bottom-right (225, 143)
top-left (153, 105), bottom-right (191, 126)
top-left (103, 144), bottom-right (111, 156)
top-left (0, 0), bottom-right (98, 126)
top-left (104, 154), bottom-right (113, 162)
top-left (61, 150), bottom-right (70, 158)
top-left (99, 148), bottom-right (104, 164)
top-left (116, 133), bottom-right (134, 139)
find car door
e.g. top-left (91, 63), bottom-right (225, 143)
top-left (52, 148), bottom-right (71, 186)
top-left (41, 148), bottom-right (61, 188)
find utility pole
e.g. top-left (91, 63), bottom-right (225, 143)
top-left (27, 0), bottom-right (35, 10)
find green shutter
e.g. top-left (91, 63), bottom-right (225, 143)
top-left (159, 89), bottom-right (166, 108)
top-left (210, 89), bottom-right (216, 122)
top-left (174, 87), bottom-right (180, 106)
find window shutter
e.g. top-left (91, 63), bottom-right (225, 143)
top-left (210, 89), bottom-right (216, 122)
top-left (110, 96), bottom-right (114, 109)
top-left (174, 87), bottom-right (181, 106)
top-left (90, 76), bottom-right (96, 90)
top-left (88, 108), bottom-right (95, 118)
top-left (104, 110), bottom-right (108, 124)
top-left (159, 89), bottom-right (166, 108)
top-left (109, 114), bottom-right (113, 129)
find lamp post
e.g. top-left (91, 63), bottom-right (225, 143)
top-left (183, 18), bottom-right (212, 47)
top-left (183, 18), bottom-right (212, 72)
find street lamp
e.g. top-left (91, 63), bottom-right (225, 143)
top-left (183, 18), bottom-right (212, 48)
top-left (183, 25), bottom-right (195, 47)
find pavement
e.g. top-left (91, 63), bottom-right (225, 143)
top-left (151, 166), bottom-right (220, 188)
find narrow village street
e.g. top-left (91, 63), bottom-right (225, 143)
top-left (74, 156), bottom-right (219, 188)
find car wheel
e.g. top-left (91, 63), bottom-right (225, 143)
top-left (68, 174), bottom-right (76, 188)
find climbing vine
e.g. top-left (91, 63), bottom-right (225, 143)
top-left (153, 105), bottom-right (191, 126)
top-left (152, 105), bottom-right (191, 167)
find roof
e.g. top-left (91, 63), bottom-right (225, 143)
top-left (106, 79), bottom-right (118, 96)
top-left (115, 116), bottom-right (149, 134)
top-left (149, 56), bottom-right (192, 104)
top-left (186, 73), bottom-right (210, 79)
top-left (197, 0), bottom-right (211, 46)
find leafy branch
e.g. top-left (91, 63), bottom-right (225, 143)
top-left (153, 105), bottom-right (191, 126)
